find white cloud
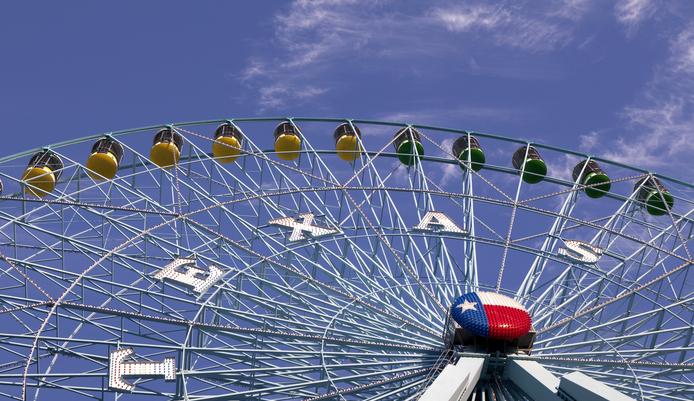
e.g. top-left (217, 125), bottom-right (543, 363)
top-left (671, 25), bottom-right (694, 74)
top-left (578, 131), bottom-right (599, 152)
top-left (236, 0), bottom-right (382, 110)
top-left (430, 1), bottom-right (592, 52)
top-left (614, 0), bottom-right (657, 35)
top-left (440, 163), bottom-right (460, 186)
top-left (497, 17), bottom-right (572, 52)
top-left (239, 60), bottom-right (267, 82)
top-left (237, 0), bottom-right (597, 110)
top-left (549, 0), bottom-right (594, 21)
top-left (605, 24), bottom-right (694, 174)
top-left (432, 5), bottom-right (510, 32)
top-left (233, 0), bottom-right (691, 184)
top-left (276, 0), bottom-right (371, 68)
top-left (439, 138), bottom-right (459, 185)
top-left (606, 100), bottom-right (694, 168)
top-left (258, 84), bottom-right (328, 110)
top-left (377, 106), bottom-right (530, 128)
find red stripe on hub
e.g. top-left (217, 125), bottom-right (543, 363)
top-left (483, 305), bottom-right (531, 341)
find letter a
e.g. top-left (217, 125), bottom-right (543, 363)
top-left (414, 211), bottom-right (466, 235)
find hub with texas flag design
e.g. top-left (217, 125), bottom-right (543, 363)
top-left (451, 291), bottom-right (532, 341)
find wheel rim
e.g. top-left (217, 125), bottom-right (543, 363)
top-left (0, 117), bottom-right (689, 400)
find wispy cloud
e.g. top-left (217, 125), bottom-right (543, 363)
top-left (234, 0), bottom-right (691, 184)
top-left (549, 0), bottom-right (594, 21)
top-left (238, 0), bottom-right (443, 111)
top-left (258, 84), bottom-right (328, 109)
top-left (237, 0), bottom-right (596, 111)
top-left (275, 0), bottom-right (373, 69)
top-left (603, 24), bottom-right (694, 174)
top-left (237, 0), bottom-right (379, 111)
top-left (377, 105), bottom-right (532, 128)
top-left (578, 131), bottom-right (600, 152)
top-left (614, 0), bottom-right (657, 35)
top-left (438, 138), bottom-right (459, 185)
top-left (431, 4), bottom-right (510, 32)
top-left (606, 100), bottom-right (694, 169)
top-left (671, 23), bottom-right (694, 73)
top-left (430, 0), bottom-right (592, 52)
top-left (239, 59), bottom-right (268, 82)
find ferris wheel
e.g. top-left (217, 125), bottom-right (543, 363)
top-left (0, 117), bottom-right (690, 401)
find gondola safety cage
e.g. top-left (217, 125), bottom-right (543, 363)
top-left (393, 127), bottom-right (424, 166)
top-left (573, 159), bottom-right (611, 198)
top-left (86, 137), bottom-right (124, 180)
top-left (512, 145), bottom-right (547, 184)
top-left (150, 127), bottom-right (183, 168)
top-left (452, 134), bottom-right (485, 172)
top-left (22, 149), bottom-right (64, 197)
top-left (334, 122), bottom-right (362, 161)
top-left (212, 122), bottom-right (243, 163)
top-left (635, 176), bottom-right (674, 216)
top-left (274, 121), bottom-right (302, 161)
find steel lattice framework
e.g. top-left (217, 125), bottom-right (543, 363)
top-left (0, 117), bottom-right (691, 401)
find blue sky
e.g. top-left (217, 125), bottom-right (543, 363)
top-left (0, 0), bottom-right (693, 180)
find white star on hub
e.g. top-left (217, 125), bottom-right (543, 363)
top-left (457, 300), bottom-right (477, 313)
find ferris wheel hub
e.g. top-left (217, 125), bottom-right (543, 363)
top-left (450, 291), bottom-right (532, 341)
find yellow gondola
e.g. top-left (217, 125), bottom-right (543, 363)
top-left (334, 122), bottom-right (362, 161)
top-left (21, 150), bottom-right (63, 197)
top-left (150, 128), bottom-right (183, 168)
top-left (86, 137), bottom-right (124, 180)
top-left (274, 121), bottom-right (302, 161)
top-left (212, 122), bottom-right (243, 163)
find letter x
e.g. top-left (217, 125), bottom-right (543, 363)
top-left (269, 213), bottom-right (340, 241)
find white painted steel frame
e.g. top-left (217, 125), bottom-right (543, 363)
top-left (0, 117), bottom-right (689, 401)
